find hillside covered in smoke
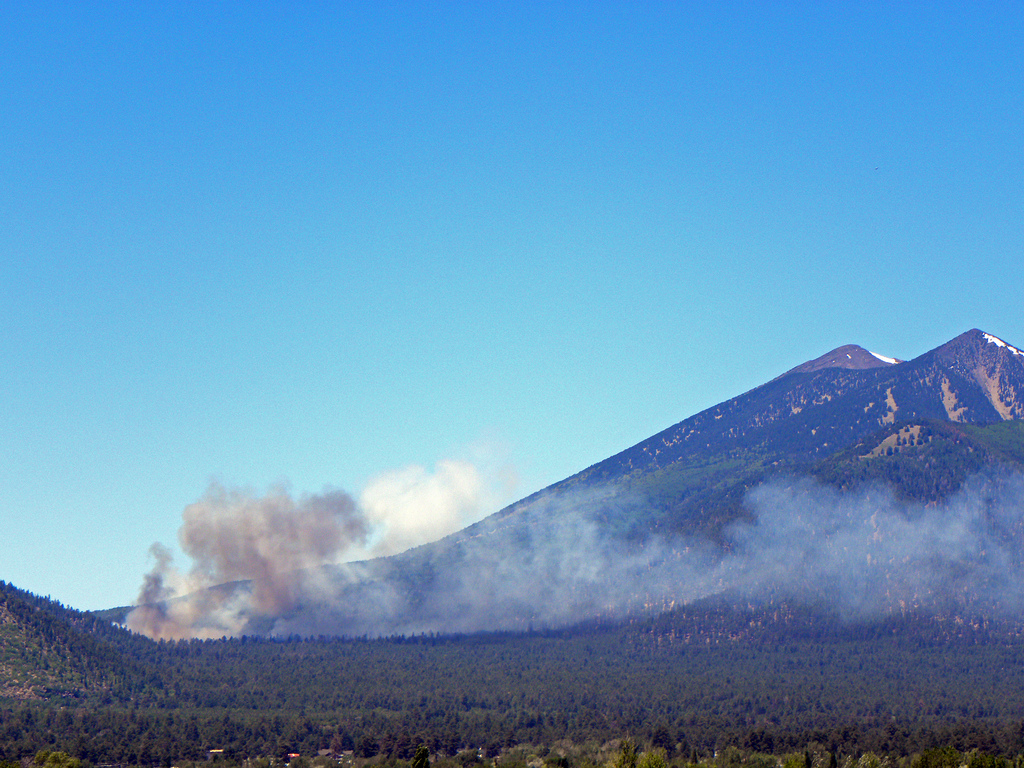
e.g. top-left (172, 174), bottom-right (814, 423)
top-left (124, 330), bottom-right (1024, 640)
top-left (124, 463), bottom-right (1024, 639)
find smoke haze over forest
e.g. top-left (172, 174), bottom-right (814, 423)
top-left (126, 469), bottom-right (1024, 640)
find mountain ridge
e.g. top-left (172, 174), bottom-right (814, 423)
top-left (121, 328), bottom-right (1024, 639)
top-left (569, 328), bottom-right (1024, 484)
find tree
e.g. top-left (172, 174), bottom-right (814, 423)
top-left (615, 740), bottom-right (639, 768)
top-left (638, 751), bottom-right (667, 768)
top-left (33, 753), bottom-right (82, 768)
top-left (651, 726), bottom-right (674, 758)
top-left (413, 745), bottom-right (431, 768)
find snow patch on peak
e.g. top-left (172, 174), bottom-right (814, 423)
top-left (983, 332), bottom-right (1024, 357)
top-left (984, 332), bottom-right (1007, 347)
top-left (869, 351), bottom-right (898, 365)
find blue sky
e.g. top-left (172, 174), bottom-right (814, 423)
top-left (2, 2), bottom-right (1022, 611)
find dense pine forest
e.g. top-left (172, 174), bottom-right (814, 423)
top-left (5, 581), bottom-right (1024, 767)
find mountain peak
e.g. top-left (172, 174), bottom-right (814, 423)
top-left (931, 328), bottom-right (1024, 362)
top-left (919, 329), bottom-right (1024, 422)
top-left (780, 344), bottom-right (901, 378)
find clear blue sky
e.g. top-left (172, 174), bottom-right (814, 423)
top-left (2, 2), bottom-right (1022, 611)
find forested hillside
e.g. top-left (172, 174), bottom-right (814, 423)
top-left (812, 419), bottom-right (1024, 500)
top-left (6, 581), bottom-right (1024, 764)
top-left (0, 581), bottom-right (159, 701)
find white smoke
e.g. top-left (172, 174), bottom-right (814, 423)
top-left (720, 473), bottom-right (1024, 618)
top-left (361, 460), bottom-right (494, 556)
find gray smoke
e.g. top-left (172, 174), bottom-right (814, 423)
top-left (126, 483), bottom-right (368, 639)
top-left (722, 472), bottom-right (1024, 618)
top-left (269, 483), bottom-right (703, 637)
top-left (270, 471), bottom-right (1024, 638)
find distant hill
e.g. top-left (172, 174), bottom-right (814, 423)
top-left (122, 329), bottom-right (1024, 639)
top-left (0, 581), bottom-right (158, 702)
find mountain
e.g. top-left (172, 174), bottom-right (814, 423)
top-left (579, 328), bottom-right (1023, 481)
top-left (124, 329), bottom-right (1024, 639)
top-left (549, 328), bottom-right (1024, 532)
top-left (6, 330), bottom-right (1024, 763)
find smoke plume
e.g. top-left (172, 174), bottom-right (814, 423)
top-left (126, 484), bottom-right (368, 639)
top-left (126, 455), bottom-right (516, 640)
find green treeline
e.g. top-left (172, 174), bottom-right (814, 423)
top-left (6, 581), bottom-right (1024, 765)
